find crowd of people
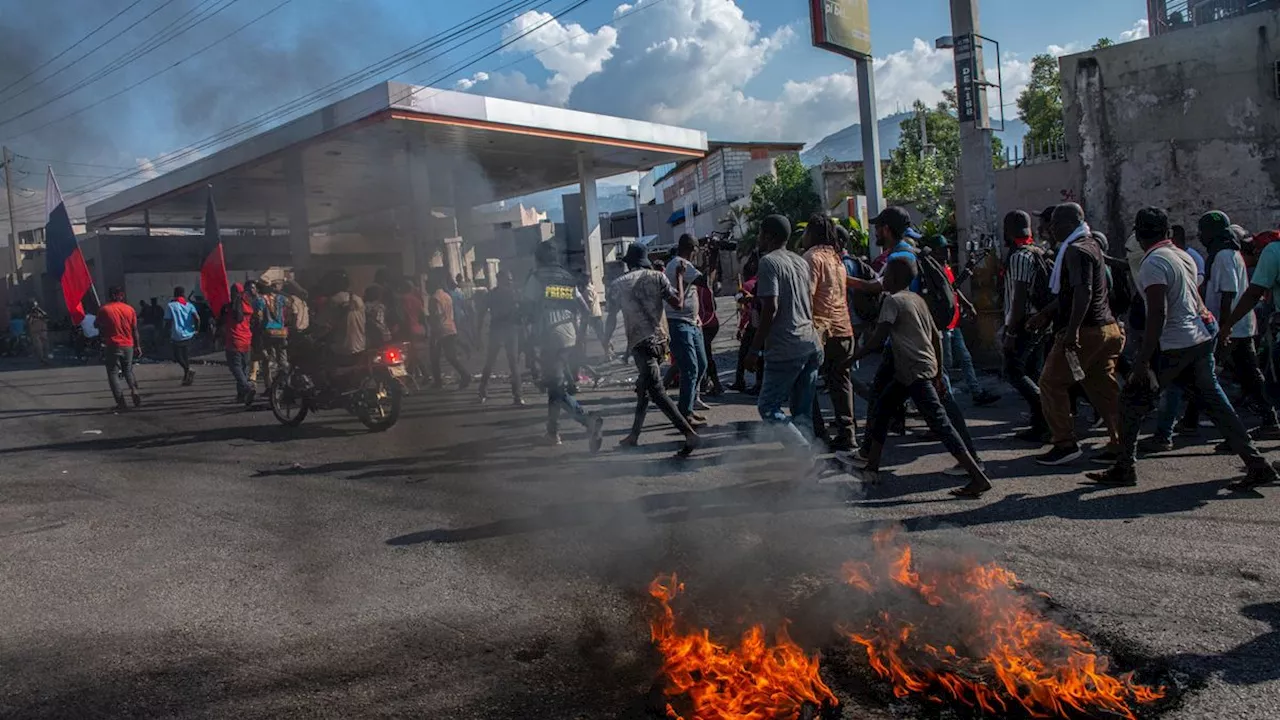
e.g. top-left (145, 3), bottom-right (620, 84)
top-left (38, 199), bottom-right (1280, 497)
top-left (603, 201), bottom-right (1280, 497)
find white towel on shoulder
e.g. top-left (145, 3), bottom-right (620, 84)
top-left (1049, 224), bottom-right (1091, 295)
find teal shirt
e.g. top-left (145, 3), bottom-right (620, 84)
top-left (1251, 242), bottom-right (1280, 310)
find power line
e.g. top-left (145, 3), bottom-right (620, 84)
top-left (1, 0), bottom-right (293, 140)
top-left (0, 0), bottom-right (183, 105)
top-left (0, 0), bottom-right (244, 131)
top-left (3, 0), bottom-right (611, 222)
top-left (0, 0), bottom-right (544, 207)
top-left (0, 0), bottom-right (149, 101)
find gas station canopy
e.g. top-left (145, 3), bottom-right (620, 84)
top-left (85, 82), bottom-right (708, 232)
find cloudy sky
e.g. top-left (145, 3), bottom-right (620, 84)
top-left (0, 0), bottom-right (1149, 226)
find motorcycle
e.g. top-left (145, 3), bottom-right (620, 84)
top-left (268, 344), bottom-right (409, 432)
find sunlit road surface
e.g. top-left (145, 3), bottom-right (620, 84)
top-left (1, 340), bottom-right (1277, 718)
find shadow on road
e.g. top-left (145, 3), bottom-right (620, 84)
top-left (1162, 602), bottom-right (1280, 687)
top-left (386, 472), bottom-right (840, 546)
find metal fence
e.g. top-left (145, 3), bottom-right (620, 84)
top-left (1004, 137), bottom-right (1068, 167)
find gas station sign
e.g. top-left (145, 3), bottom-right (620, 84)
top-left (809, 0), bottom-right (872, 59)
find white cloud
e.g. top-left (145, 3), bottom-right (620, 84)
top-left (135, 157), bottom-right (160, 180)
top-left (456, 3), bottom-right (1151, 146)
top-left (1119, 18), bottom-right (1150, 42)
top-left (454, 72), bottom-right (489, 91)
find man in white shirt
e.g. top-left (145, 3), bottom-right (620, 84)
top-left (1204, 215), bottom-right (1278, 434)
top-left (1088, 208), bottom-right (1276, 490)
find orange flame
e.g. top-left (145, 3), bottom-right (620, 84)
top-left (648, 574), bottom-right (838, 720)
top-left (841, 529), bottom-right (1165, 719)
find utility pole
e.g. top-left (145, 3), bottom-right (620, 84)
top-left (2, 146), bottom-right (19, 281)
top-left (948, 0), bottom-right (999, 266)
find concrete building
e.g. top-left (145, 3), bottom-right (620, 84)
top-left (653, 141), bottom-right (804, 239)
top-left (1060, 9), bottom-right (1280, 244)
top-left (83, 82), bottom-right (706, 318)
top-left (1148, 0), bottom-right (1280, 36)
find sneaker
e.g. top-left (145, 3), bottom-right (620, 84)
top-left (828, 437), bottom-right (857, 453)
top-left (540, 433), bottom-right (563, 447)
top-left (1091, 445), bottom-right (1122, 465)
top-left (848, 465), bottom-right (880, 485)
top-left (745, 386), bottom-right (761, 397)
top-left (513, 397), bottom-right (526, 406)
top-left (972, 390), bottom-right (1001, 407)
top-left (1014, 428), bottom-right (1052, 444)
top-left (478, 395), bottom-right (488, 405)
top-left (1036, 444), bottom-right (1083, 466)
top-left (243, 389), bottom-right (256, 408)
top-left (1084, 466), bottom-right (1139, 487)
top-left (588, 415), bottom-right (605, 455)
top-left (835, 450), bottom-right (868, 470)
top-left (676, 433), bottom-right (702, 458)
top-left (1137, 436), bottom-right (1174, 454)
top-left (943, 461), bottom-right (985, 477)
top-left (131, 392), bottom-right (142, 408)
top-left (618, 435), bottom-right (640, 449)
top-left (1252, 425), bottom-right (1280, 440)
top-left (1229, 464), bottom-right (1280, 491)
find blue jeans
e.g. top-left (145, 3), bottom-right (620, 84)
top-left (756, 349), bottom-right (823, 447)
top-left (1120, 340), bottom-right (1264, 469)
top-left (542, 346), bottom-right (591, 435)
top-left (226, 349), bottom-right (252, 396)
top-left (669, 321), bottom-right (707, 417)
top-left (942, 328), bottom-right (983, 396)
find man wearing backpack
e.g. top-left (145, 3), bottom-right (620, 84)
top-left (253, 280), bottom-right (290, 391)
top-left (1002, 210), bottom-right (1053, 442)
top-left (920, 235), bottom-right (1000, 407)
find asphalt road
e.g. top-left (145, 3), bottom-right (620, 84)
top-left (1, 332), bottom-right (1277, 719)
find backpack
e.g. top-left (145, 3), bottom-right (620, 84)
top-left (843, 255), bottom-right (882, 326)
top-left (916, 248), bottom-right (959, 330)
top-left (261, 295), bottom-right (289, 339)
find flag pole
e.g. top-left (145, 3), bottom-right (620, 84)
top-left (47, 166), bottom-right (102, 312)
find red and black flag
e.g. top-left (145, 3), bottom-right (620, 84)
top-left (199, 188), bottom-right (230, 319)
top-left (43, 167), bottom-right (95, 323)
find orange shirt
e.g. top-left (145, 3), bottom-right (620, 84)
top-left (804, 245), bottom-right (854, 339)
top-left (96, 301), bottom-right (138, 348)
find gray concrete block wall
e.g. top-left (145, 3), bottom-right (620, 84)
top-left (1062, 10), bottom-right (1280, 243)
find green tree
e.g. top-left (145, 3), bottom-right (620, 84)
top-left (1015, 54), bottom-right (1064, 150)
top-left (881, 97), bottom-right (1004, 234)
top-left (1092, 37), bottom-right (1114, 49)
top-left (742, 154), bottom-right (821, 252)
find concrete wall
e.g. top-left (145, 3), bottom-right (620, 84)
top-left (994, 159), bottom-right (1082, 218)
top-left (1062, 10), bottom-right (1280, 244)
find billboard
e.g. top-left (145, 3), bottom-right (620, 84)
top-left (809, 0), bottom-right (872, 59)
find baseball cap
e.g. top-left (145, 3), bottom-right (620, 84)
top-left (622, 243), bottom-right (652, 269)
top-left (1198, 210), bottom-right (1232, 240)
top-left (869, 206), bottom-right (913, 236)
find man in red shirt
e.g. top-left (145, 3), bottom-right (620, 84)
top-left (223, 282), bottom-right (256, 406)
top-left (94, 286), bottom-right (143, 411)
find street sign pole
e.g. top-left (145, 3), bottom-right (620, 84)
top-left (854, 57), bottom-right (883, 216)
top-left (810, 0), bottom-right (881, 217)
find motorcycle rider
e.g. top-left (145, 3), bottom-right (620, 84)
top-left (311, 270), bottom-right (367, 387)
top-left (524, 241), bottom-right (605, 451)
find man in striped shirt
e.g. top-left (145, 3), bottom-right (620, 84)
top-left (1002, 210), bottom-right (1051, 443)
